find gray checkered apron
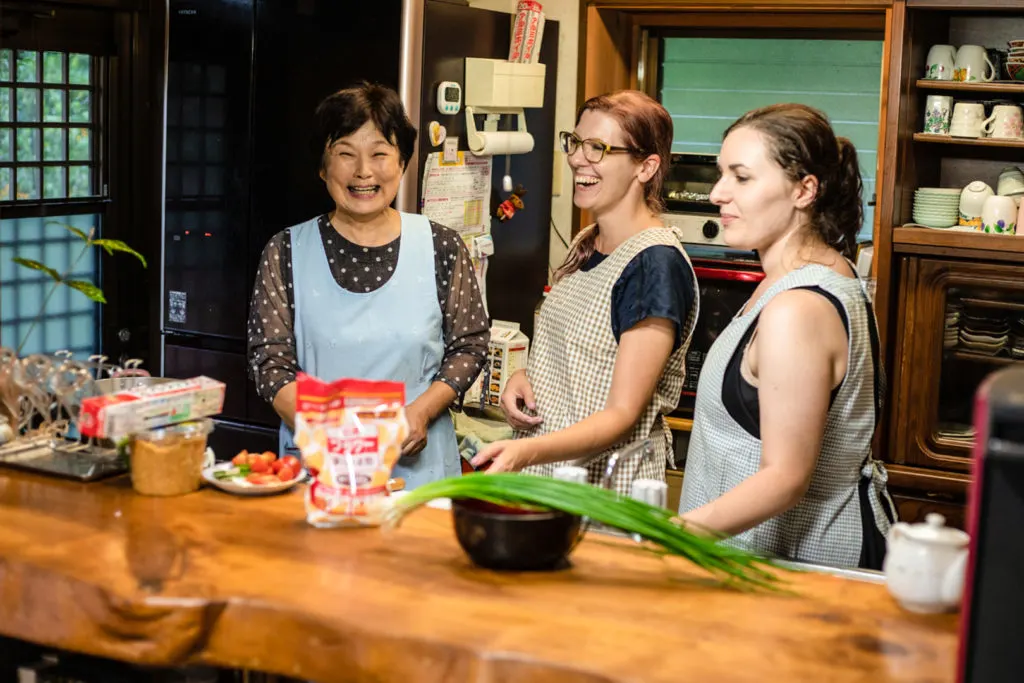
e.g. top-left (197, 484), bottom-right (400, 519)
top-left (520, 226), bottom-right (699, 496)
top-left (679, 264), bottom-right (893, 567)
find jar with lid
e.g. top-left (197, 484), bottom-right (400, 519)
top-left (130, 418), bottom-right (215, 496)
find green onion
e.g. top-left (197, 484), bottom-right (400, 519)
top-left (385, 473), bottom-right (792, 592)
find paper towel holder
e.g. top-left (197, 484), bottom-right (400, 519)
top-left (465, 106), bottom-right (533, 156)
top-left (463, 58), bottom-right (544, 156)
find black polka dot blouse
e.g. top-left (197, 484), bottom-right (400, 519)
top-left (247, 214), bottom-right (490, 405)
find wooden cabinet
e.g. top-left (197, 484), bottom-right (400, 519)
top-left (879, 3), bottom-right (1024, 528)
top-left (891, 258), bottom-right (1024, 472)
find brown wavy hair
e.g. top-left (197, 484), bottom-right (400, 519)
top-left (724, 103), bottom-right (863, 260)
top-left (553, 90), bottom-right (674, 282)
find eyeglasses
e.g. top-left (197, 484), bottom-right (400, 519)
top-left (559, 131), bottom-right (639, 163)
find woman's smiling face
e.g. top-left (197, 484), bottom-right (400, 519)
top-left (567, 110), bottom-right (646, 215)
top-left (321, 120), bottom-right (404, 219)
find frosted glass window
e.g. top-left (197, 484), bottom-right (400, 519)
top-left (0, 214), bottom-right (100, 356)
top-left (660, 37), bottom-right (883, 243)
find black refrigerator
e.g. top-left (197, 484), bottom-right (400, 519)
top-left (162, 0), bottom-right (557, 456)
top-left (399, 0), bottom-right (558, 338)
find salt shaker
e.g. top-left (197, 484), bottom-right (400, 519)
top-left (553, 465), bottom-right (588, 484)
top-left (629, 478), bottom-right (668, 543)
top-left (630, 478), bottom-right (668, 508)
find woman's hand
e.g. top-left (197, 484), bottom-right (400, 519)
top-left (402, 402), bottom-right (430, 457)
top-left (470, 439), bottom-right (536, 473)
top-left (400, 382), bottom-right (459, 458)
top-left (500, 370), bottom-right (543, 431)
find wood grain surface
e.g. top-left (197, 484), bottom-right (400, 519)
top-left (0, 470), bottom-right (959, 683)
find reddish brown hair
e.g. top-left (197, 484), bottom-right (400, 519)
top-left (553, 90), bottom-right (673, 282)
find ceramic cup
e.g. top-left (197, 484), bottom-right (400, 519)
top-left (982, 104), bottom-right (1024, 139)
top-left (1018, 196), bottom-right (1024, 235)
top-left (959, 181), bottom-right (995, 229)
top-left (997, 167), bottom-right (1024, 196)
top-left (981, 195), bottom-right (1018, 234)
top-left (954, 45), bottom-right (996, 82)
top-left (950, 102), bottom-right (986, 137)
top-left (925, 44), bottom-right (957, 80)
top-left (923, 95), bottom-right (954, 134)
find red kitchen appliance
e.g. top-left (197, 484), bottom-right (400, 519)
top-left (673, 262), bottom-right (764, 419)
top-left (957, 365), bottom-right (1024, 683)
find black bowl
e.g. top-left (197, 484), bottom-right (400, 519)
top-left (451, 498), bottom-right (582, 571)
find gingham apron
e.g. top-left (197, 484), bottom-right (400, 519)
top-left (679, 264), bottom-right (893, 567)
top-left (520, 226), bottom-right (699, 496)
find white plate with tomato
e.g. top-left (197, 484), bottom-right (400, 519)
top-left (202, 450), bottom-right (305, 495)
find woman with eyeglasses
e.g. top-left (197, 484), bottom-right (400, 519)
top-left (471, 90), bottom-right (699, 494)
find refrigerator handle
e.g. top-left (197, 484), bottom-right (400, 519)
top-left (397, 0), bottom-right (425, 213)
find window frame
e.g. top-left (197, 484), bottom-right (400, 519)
top-left (0, 2), bottom-right (160, 367)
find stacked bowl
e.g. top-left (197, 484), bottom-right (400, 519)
top-left (1008, 40), bottom-right (1024, 81)
top-left (913, 187), bottom-right (960, 228)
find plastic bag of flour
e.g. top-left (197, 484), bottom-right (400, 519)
top-left (294, 373), bottom-right (407, 527)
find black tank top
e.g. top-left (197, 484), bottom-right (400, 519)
top-left (721, 286), bottom-right (848, 440)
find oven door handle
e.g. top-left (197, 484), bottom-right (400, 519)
top-left (692, 266), bottom-right (766, 283)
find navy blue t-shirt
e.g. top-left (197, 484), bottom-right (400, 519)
top-left (581, 245), bottom-right (695, 351)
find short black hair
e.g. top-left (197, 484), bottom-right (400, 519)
top-left (312, 82), bottom-right (417, 171)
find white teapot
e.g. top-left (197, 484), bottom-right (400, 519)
top-left (883, 513), bottom-right (969, 614)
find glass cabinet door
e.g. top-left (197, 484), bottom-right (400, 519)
top-left (896, 258), bottom-right (1024, 472)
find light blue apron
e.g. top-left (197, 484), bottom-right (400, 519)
top-left (278, 212), bottom-right (462, 490)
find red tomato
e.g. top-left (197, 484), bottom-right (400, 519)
top-left (271, 459), bottom-right (284, 474)
top-left (247, 473), bottom-right (278, 486)
top-left (259, 451), bottom-right (277, 464)
top-left (232, 451), bottom-right (249, 466)
top-left (277, 465), bottom-right (296, 482)
top-left (281, 456), bottom-right (301, 473)
top-left (249, 458), bottom-right (270, 474)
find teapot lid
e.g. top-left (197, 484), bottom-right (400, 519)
top-left (904, 513), bottom-right (969, 547)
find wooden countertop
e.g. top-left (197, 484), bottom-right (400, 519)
top-left (0, 470), bottom-right (958, 683)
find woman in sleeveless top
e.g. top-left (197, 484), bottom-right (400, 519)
top-left (471, 91), bottom-right (699, 495)
top-left (678, 103), bottom-right (895, 569)
top-left (246, 83), bottom-right (488, 489)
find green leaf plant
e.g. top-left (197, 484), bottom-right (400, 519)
top-left (9, 222), bottom-right (146, 355)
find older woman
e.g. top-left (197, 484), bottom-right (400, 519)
top-left (247, 83), bottom-right (489, 489)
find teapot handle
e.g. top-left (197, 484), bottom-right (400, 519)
top-left (887, 521), bottom-right (910, 546)
top-left (942, 550), bottom-right (968, 607)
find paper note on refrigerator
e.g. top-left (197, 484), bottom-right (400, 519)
top-left (420, 151), bottom-right (492, 235)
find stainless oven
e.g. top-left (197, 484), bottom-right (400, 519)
top-left (661, 152), bottom-right (725, 246)
top-left (660, 152), bottom-right (765, 420)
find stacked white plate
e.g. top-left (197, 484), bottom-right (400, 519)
top-left (913, 187), bottom-right (960, 228)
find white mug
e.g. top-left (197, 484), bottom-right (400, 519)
top-left (959, 180), bottom-right (994, 228)
top-left (981, 195), bottom-right (1017, 234)
top-left (923, 95), bottom-right (954, 134)
top-left (997, 167), bottom-right (1024, 196)
top-left (950, 102), bottom-right (986, 137)
top-left (983, 104), bottom-right (1024, 139)
top-left (954, 45), bottom-right (995, 82)
top-left (925, 44), bottom-right (958, 81)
